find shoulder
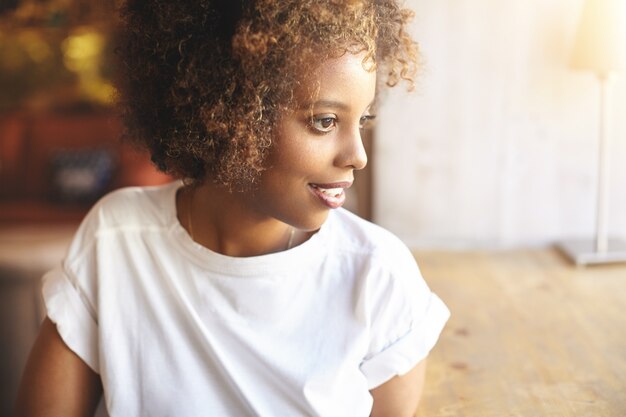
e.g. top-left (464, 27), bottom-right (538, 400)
top-left (82, 181), bottom-right (181, 233)
top-left (327, 209), bottom-right (417, 273)
top-left (61, 181), bottom-right (181, 268)
top-left (64, 182), bottom-right (180, 260)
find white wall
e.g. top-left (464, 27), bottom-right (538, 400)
top-left (374, 0), bottom-right (626, 248)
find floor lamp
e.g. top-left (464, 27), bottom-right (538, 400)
top-left (558, 0), bottom-right (626, 265)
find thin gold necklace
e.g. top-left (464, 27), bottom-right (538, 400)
top-left (186, 187), bottom-right (195, 241)
top-left (186, 187), bottom-right (295, 250)
top-left (286, 227), bottom-right (295, 250)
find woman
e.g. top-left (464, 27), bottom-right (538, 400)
top-left (16, 1), bottom-right (449, 416)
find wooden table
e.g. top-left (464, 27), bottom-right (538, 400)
top-left (413, 249), bottom-right (626, 417)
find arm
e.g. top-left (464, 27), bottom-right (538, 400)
top-left (369, 359), bottom-right (427, 417)
top-left (15, 317), bottom-right (103, 417)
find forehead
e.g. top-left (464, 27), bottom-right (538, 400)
top-left (294, 52), bottom-right (377, 108)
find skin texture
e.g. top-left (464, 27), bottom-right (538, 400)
top-left (14, 318), bottom-right (102, 417)
top-left (16, 53), bottom-right (426, 416)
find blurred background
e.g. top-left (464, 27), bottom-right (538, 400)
top-left (0, 1), bottom-right (169, 414)
top-left (0, 0), bottom-right (170, 226)
top-left (376, 0), bottom-right (626, 250)
top-left (1, 0), bottom-right (626, 415)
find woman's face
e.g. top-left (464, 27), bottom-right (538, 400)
top-left (248, 52), bottom-right (377, 231)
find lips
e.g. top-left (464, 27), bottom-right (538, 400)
top-left (308, 181), bottom-right (352, 209)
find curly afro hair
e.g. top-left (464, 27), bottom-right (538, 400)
top-left (115, 0), bottom-right (418, 188)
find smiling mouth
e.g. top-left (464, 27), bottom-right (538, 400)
top-left (308, 182), bottom-right (352, 209)
top-left (314, 186), bottom-right (343, 197)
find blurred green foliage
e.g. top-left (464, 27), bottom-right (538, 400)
top-left (0, 28), bottom-right (76, 111)
top-left (0, 26), bottom-right (117, 112)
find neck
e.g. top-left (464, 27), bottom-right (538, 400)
top-left (179, 182), bottom-right (297, 257)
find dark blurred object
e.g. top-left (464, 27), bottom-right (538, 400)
top-left (49, 148), bottom-right (116, 204)
top-left (0, 110), bottom-right (172, 225)
top-left (0, 0), bottom-right (19, 15)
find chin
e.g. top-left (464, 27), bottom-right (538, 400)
top-left (294, 209), bottom-right (331, 232)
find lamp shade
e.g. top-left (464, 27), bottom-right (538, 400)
top-left (571, 0), bottom-right (626, 74)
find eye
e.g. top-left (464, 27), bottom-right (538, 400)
top-left (359, 114), bottom-right (376, 129)
top-left (309, 114), bottom-right (337, 133)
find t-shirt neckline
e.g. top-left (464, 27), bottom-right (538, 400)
top-left (164, 181), bottom-right (332, 277)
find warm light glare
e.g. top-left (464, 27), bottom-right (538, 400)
top-left (60, 28), bottom-right (116, 105)
top-left (571, 0), bottom-right (626, 74)
top-left (62, 29), bottom-right (105, 72)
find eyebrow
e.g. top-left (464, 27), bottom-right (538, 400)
top-left (300, 100), bottom-right (349, 111)
top-left (300, 99), bottom-right (376, 111)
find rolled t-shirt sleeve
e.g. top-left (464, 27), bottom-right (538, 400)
top-left (41, 209), bottom-right (101, 374)
top-left (42, 265), bottom-right (100, 373)
top-left (359, 244), bottom-right (450, 389)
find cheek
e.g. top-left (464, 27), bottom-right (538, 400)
top-left (279, 142), bottom-right (323, 177)
top-left (272, 119), bottom-right (328, 175)
top-left (271, 132), bottom-right (310, 170)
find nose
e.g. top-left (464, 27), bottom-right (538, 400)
top-left (335, 127), bottom-right (368, 170)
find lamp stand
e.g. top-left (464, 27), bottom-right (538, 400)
top-left (558, 73), bottom-right (626, 266)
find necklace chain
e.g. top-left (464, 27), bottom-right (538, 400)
top-left (186, 187), bottom-right (194, 241)
top-left (286, 227), bottom-right (295, 250)
top-left (186, 186), bottom-right (295, 251)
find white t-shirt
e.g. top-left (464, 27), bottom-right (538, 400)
top-left (43, 181), bottom-right (449, 417)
